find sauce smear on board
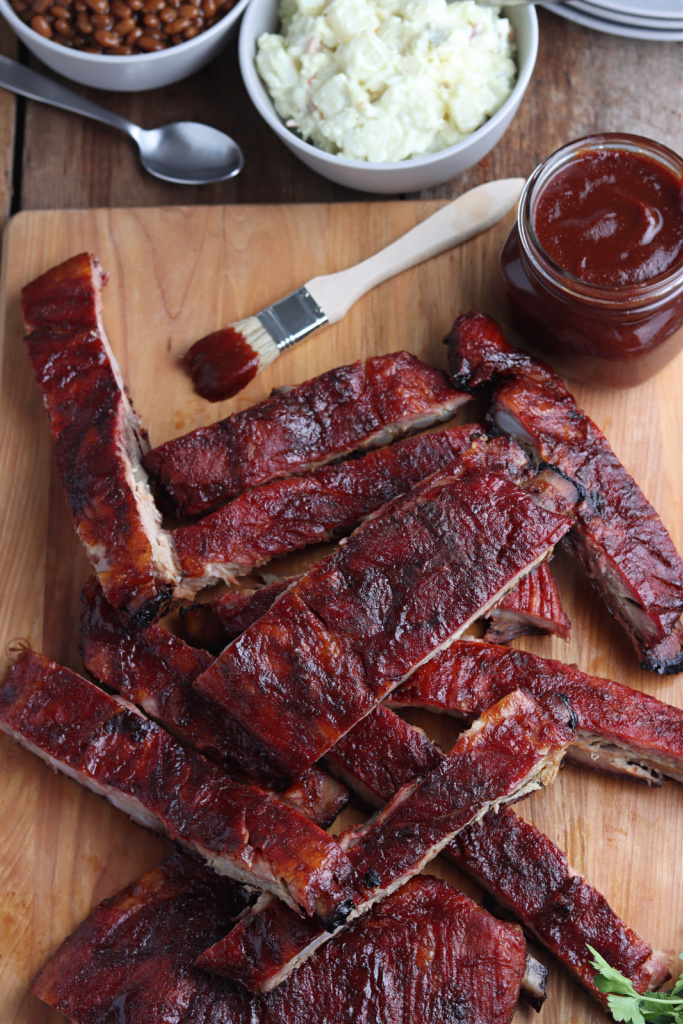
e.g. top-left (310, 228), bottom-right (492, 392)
top-left (183, 327), bottom-right (259, 402)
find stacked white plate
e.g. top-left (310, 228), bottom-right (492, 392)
top-left (544, 0), bottom-right (683, 40)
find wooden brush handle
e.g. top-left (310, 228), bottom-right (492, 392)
top-left (304, 178), bottom-right (525, 324)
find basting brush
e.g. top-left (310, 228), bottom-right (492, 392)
top-left (182, 178), bottom-right (525, 401)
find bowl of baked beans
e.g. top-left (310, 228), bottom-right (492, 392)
top-left (0, 0), bottom-right (250, 89)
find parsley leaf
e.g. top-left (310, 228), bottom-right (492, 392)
top-left (588, 945), bottom-right (683, 1024)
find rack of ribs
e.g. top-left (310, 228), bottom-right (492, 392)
top-left (484, 561), bottom-right (570, 644)
top-left (446, 310), bottom-right (683, 674)
top-left (173, 577), bottom-right (683, 789)
top-left (79, 577), bottom-right (349, 826)
top-left (192, 457), bottom-right (573, 784)
top-left (21, 253), bottom-right (181, 625)
top-left (171, 423), bottom-right (490, 598)
top-left (197, 689), bottom-right (575, 987)
top-left (143, 351), bottom-right (471, 516)
top-left (218, 696), bottom-right (668, 1004)
top-left (388, 638), bottom-right (683, 784)
top-left (82, 572), bottom-right (675, 1002)
top-left (0, 650), bottom-right (356, 926)
top-left (32, 851), bottom-right (529, 1024)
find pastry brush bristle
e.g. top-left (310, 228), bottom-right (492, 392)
top-left (236, 316), bottom-right (280, 370)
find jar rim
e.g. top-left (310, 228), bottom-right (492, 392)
top-left (518, 133), bottom-right (683, 309)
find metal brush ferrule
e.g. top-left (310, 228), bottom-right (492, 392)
top-left (256, 287), bottom-right (328, 352)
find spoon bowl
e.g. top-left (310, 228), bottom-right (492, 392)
top-left (134, 122), bottom-right (245, 185)
top-left (0, 55), bottom-right (244, 186)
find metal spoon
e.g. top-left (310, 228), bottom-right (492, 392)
top-left (0, 55), bottom-right (244, 185)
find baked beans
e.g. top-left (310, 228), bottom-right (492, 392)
top-left (10, 0), bottom-right (237, 52)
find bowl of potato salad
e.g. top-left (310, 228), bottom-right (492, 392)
top-left (238, 0), bottom-right (537, 192)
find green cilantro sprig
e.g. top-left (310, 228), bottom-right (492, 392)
top-left (588, 945), bottom-right (683, 1024)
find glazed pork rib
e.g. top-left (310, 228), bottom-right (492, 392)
top-left (180, 574), bottom-right (683, 786)
top-left (0, 650), bottom-right (355, 925)
top-left (446, 310), bottom-right (683, 673)
top-left (328, 706), bottom-right (670, 1008)
top-left (182, 563), bottom-right (568, 654)
top-left (112, 578), bottom-right (668, 1005)
top-left (197, 689), bottom-right (576, 988)
top-left (143, 351), bottom-right (470, 516)
top-left (32, 852), bottom-right (529, 1024)
top-left (21, 253), bottom-right (180, 625)
top-left (485, 561), bottom-right (570, 644)
top-left (193, 451), bottom-right (573, 784)
top-left (172, 423), bottom-right (485, 598)
top-left (181, 577), bottom-right (299, 653)
top-left (388, 639), bottom-right (683, 784)
top-left (452, 807), bottom-right (672, 1006)
top-left (79, 577), bottom-right (349, 826)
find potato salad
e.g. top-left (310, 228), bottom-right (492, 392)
top-left (255, 0), bottom-right (517, 163)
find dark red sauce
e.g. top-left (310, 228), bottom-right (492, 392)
top-left (533, 149), bottom-right (683, 288)
top-left (498, 135), bottom-right (683, 387)
top-left (183, 327), bottom-right (259, 402)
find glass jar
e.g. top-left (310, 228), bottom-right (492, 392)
top-left (499, 133), bottom-right (683, 387)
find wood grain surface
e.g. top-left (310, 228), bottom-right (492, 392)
top-left (0, 21), bottom-right (17, 233)
top-left (0, 203), bottom-right (681, 1024)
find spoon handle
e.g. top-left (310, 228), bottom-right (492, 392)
top-left (0, 55), bottom-right (138, 140)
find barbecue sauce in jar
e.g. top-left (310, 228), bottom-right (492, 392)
top-left (499, 134), bottom-right (683, 387)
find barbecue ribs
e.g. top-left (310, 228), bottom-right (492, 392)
top-left (193, 453), bottom-right (572, 783)
top-left (446, 310), bottom-right (683, 673)
top-left (32, 851), bottom-right (529, 1024)
top-left (0, 650), bottom-right (355, 925)
top-left (79, 577), bottom-right (350, 825)
top-left (197, 689), bottom-right (575, 988)
top-left (389, 638), bottom-right (683, 784)
top-left (21, 253), bottom-right (180, 625)
top-left (143, 351), bottom-right (470, 516)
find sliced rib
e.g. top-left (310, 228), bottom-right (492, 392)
top-left (181, 577), bottom-right (298, 654)
top-left (172, 423), bottom-right (484, 598)
top-left (155, 582), bottom-right (669, 1005)
top-left (193, 450), bottom-right (572, 784)
top-left (485, 562), bottom-right (570, 644)
top-left (79, 576), bottom-right (349, 826)
top-left (196, 689), bottom-right (575, 988)
top-left (330, 708), bottom-right (672, 1008)
top-left (62, 582), bottom-right (549, 1012)
top-left (21, 253), bottom-right (181, 626)
top-left (0, 650), bottom-right (355, 926)
top-left (179, 571), bottom-right (683, 788)
top-left (143, 351), bottom-right (470, 516)
top-left (388, 639), bottom-right (683, 785)
top-left (451, 808), bottom-right (672, 1005)
top-left (181, 563), bottom-right (567, 655)
top-left (32, 852), bottom-right (528, 1024)
top-left (446, 310), bottom-right (683, 673)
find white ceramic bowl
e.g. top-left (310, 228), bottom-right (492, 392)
top-left (0, 0), bottom-right (251, 91)
top-left (239, 0), bottom-right (538, 193)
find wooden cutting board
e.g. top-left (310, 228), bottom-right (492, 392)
top-left (0, 204), bottom-right (681, 1024)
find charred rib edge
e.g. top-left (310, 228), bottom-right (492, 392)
top-left (250, 743), bottom-right (566, 993)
